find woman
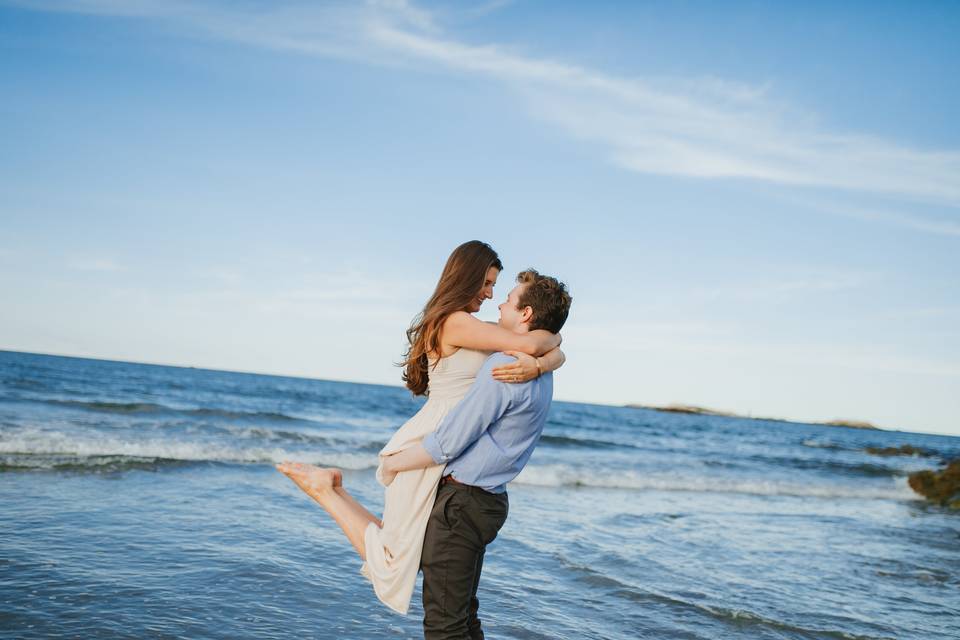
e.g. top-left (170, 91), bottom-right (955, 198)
top-left (277, 240), bottom-right (565, 614)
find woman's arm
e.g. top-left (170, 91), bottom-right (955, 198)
top-left (442, 311), bottom-right (560, 356)
top-left (491, 348), bottom-right (565, 383)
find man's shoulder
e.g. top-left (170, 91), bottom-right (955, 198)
top-left (476, 353), bottom-right (523, 399)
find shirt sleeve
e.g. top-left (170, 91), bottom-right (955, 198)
top-left (421, 354), bottom-right (514, 465)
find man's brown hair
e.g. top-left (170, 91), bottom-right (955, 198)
top-left (515, 269), bottom-right (572, 334)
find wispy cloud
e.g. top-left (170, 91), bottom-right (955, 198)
top-left (744, 342), bottom-right (960, 378)
top-left (880, 306), bottom-right (960, 320)
top-left (67, 257), bottom-right (125, 272)
top-left (571, 321), bottom-right (960, 378)
top-left (187, 264), bottom-right (426, 308)
top-left (816, 201), bottom-right (960, 237)
top-left (692, 268), bottom-right (874, 303)
top-left (11, 0), bottom-right (960, 206)
top-left (366, 25), bottom-right (960, 204)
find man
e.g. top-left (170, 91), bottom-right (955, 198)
top-left (381, 269), bottom-right (572, 640)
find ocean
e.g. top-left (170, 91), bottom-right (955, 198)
top-left (1, 350), bottom-right (958, 639)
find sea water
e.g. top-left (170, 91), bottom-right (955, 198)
top-left (1, 350), bottom-right (958, 639)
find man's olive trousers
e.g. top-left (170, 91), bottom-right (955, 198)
top-left (420, 480), bottom-right (509, 640)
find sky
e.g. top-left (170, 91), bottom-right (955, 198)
top-left (1, 1), bottom-right (958, 436)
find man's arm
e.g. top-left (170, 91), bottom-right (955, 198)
top-left (381, 355), bottom-right (513, 484)
top-left (381, 442), bottom-right (436, 485)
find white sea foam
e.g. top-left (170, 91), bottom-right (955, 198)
top-left (0, 429), bottom-right (378, 469)
top-left (801, 438), bottom-right (843, 449)
top-left (0, 428), bottom-right (920, 502)
top-left (514, 464), bottom-right (917, 501)
top-left (295, 413), bottom-right (398, 430)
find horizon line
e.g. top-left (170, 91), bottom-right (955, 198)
top-left (3, 347), bottom-right (956, 439)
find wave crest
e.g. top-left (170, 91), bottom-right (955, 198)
top-left (45, 399), bottom-right (306, 422)
top-left (0, 430), bottom-right (378, 471)
top-left (514, 465), bottom-right (916, 500)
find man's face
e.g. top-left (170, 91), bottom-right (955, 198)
top-left (465, 266), bottom-right (500, 313)
top-left (497, 284), bottom-right (529, 331)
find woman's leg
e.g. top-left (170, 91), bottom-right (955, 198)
top-left (276, 462), bottom-right (382, 560)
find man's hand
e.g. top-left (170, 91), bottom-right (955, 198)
top-left (381, 454), bottom-right (398, 486)
top-left (382, 466), bottom-right (398, 487)
top-left (380, 443), bottom-right (440, 483)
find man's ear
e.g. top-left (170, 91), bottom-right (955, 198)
top-left (521, 306), bottom-right (534, 324)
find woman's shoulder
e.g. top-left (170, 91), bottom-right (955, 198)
top-left (436, 311), bottom-right (476, 354)
top-left (442, 310), bottom-right (475, 328)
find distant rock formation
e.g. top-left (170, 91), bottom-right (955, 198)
top-left (823, 419), bottom-right (878, 430)
top-left (624, 403), bottom-right (734, 417)
top-left (908, 460), bottom-right (960, 509)
top-left (625, 404), bottom-right (880, 429)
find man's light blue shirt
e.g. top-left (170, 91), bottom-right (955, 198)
top-left (422, 352), bottom-right (553, 494)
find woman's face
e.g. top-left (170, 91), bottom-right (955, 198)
top-left (465, 266), bottom-right (500, 313)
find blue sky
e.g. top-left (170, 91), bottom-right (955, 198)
top-left (2, 1), bottom-right (958, 435)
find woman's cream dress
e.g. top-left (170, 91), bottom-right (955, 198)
top-left (361, 347), bottom-right (491, 614)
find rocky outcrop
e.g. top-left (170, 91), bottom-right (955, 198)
top-left (908, 460), bottom-right (960, 508)
top-left (864, 444), bottom-right (933, 457)
top-left (625, 403), bottom-right (733, 417)
top-left (625, 404), bottom-right (881, 430)
top-left (824, 419), bottom-right (878, 430)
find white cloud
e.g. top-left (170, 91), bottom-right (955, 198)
top-left (365, 25), bottom-right (960, 205)
top-left (880, 306), bottom-right (960, 320)
top-left (570, 320), bottom-right (960, 379)
top-left (66, 257), bottom-right (125, 272)
top-left (692, 269), bottom-right (874, 303)
top-left (819, 201), bottom-right (960, 237)
top-left (10, 0), bottom-right (960, 206)
top-left (187, 264), bottom-right (426, 305)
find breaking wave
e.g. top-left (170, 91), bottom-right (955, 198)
top-left (0, 429), bottom-right (378, 471)
top-left (514, 464), bottom-right (917, 501)
top-left (47, 399), bottom-right (306, 422)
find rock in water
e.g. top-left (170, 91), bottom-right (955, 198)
top-left (908, 460), bottom-right (960, 508)
top-left (865, 444), bottom-right (931, 457)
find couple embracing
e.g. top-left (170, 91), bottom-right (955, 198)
top-left (277, 240), bottom-right (572, 639)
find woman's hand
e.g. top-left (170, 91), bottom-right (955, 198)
top-left (492, 351), bottom-right (542, 383)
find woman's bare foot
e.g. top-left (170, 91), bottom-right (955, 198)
top-left (274, 461), bottom-right (381, 559)
top-left (276, 461), bottom-right (343, 495)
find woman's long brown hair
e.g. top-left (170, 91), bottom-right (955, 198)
top-left (401, 240), bottom-right (503, 396)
